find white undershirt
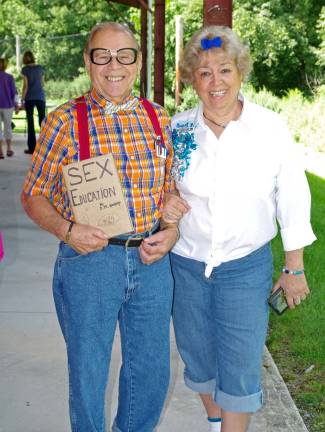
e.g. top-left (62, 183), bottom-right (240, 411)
top-left (171, 97), bottom-right (316, 277)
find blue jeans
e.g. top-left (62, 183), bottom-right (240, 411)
top-left (171, 244), bottom-right (273, 413)
top-left (53, 240), bottom-right (173, 432)
top-left (24, 99), bottom-right (46, 152)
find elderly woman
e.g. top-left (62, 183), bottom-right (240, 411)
top-left (164, 26), bottom-right (316, 432)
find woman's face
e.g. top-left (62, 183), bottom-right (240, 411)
top-left (192, 49), bottom-right (242, 114)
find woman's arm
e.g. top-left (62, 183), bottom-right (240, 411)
top-left (272, 248), bottom-right (310, 309)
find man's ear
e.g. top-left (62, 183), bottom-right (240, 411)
top-left (84, 51), bottom-right (90, 73)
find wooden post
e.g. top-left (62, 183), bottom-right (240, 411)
top-left (175, 16), bottom-right (183, 107)
top-left (154, 0), bottom-right (165, 106)
top-left (203, 0), bottom-right (232, 27)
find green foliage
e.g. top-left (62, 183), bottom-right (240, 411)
top-left (233, 0), bottom-right (324, 95)
top-left (1, 0), bottom-right (324, 98)
top-left (164, 0), bottom-right (202, 97)
top-left (44, 73), bottom-right (91, 100)
top-left (315, 7), bottom-right (325, 69)
top-left (165, 85), bottom-right (199, 116)
top-left (0, 0), bottom-right (138, 80)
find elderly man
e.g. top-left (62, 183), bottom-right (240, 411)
top-left (21, 22), bottom-right (178, 432)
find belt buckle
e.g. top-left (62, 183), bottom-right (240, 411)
top-left (125, 236), bottom-right (143, 248)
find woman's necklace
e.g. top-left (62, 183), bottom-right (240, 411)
top-left (203, 112), bottom-right (228, 129)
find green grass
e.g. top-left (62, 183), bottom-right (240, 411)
top-left (268, 172), bottom-right (325, 432)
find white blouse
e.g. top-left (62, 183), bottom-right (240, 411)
top-left (171, 97), bottom-right (316, 277)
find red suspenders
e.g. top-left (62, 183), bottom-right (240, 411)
top-left (74, 95), bottom-right (166, 160)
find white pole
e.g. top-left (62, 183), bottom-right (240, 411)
top-left (146, 0), bottom-right (153, 99)
top-left (175, 15), bottom-right (183, 106)
top-left (15, 35), bottom-right (21, 72)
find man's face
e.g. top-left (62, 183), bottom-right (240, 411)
top-left (84, 28), bottom-right (141, 103)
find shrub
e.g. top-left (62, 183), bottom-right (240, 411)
top-left (45, 73), bottom-right (91, 101)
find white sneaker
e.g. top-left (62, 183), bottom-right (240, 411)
top-left (208, 418), bottom-right (222, 432)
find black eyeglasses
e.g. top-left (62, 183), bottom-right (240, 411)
top-left (90, 48), bottom-right (138, 65)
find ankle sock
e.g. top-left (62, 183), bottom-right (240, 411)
top-left (208, 417), bottom-right (222, 432)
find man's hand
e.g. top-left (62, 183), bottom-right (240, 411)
top-left (139, 226), bottom-right (179, 265)
top-left (67, 222), bottom-right (108, 254)
top-left (162, 192), bottom-right (190, 224)
top-left (20, 193), bottom-right (109, 255)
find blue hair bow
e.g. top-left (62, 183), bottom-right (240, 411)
top-left (201, 36), bottom-right (222, 51)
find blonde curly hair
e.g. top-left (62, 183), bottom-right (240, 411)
top-left (180, 26), bottom-right (252, 84)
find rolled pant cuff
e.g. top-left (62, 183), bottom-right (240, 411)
top-left (215, 388), bottom-right (263, 413)
top-left (184, 374), bottom-right (216, 394)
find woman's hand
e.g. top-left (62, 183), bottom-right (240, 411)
top-left (272, 248), bottom-right (310, 309)
top-left (272, 273), bottom-right (310, 309)
top-left (162, 192), bottom-right (190, 224)
top-left (139, 226), bottom-right (179, 265)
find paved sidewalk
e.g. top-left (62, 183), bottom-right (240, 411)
top-left (0, 134), bottom-right (312, 431)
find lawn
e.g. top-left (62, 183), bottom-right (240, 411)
top-left (268, 172), bottom-right (325, 432)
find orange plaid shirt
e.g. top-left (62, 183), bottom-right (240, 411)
top-left (23, 88), bottom-right (175, 233)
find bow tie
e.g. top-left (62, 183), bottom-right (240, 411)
top-left (104, 97), bottom-right (139, 114)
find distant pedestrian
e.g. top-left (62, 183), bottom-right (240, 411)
top-left (0, 58), bottom-right (19, 159)
top-left (21, 50), bottom-right (46, 154)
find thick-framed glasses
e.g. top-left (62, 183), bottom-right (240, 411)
top-left (90, 48), bottom-right (138, 65)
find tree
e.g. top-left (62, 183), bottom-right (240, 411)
top-left (233, 0), bottom-right (324, 95)
top-left (0, 0), bottom-right (135, 80)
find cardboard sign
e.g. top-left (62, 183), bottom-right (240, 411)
top-left (62, 154), bottom-right (133, 237)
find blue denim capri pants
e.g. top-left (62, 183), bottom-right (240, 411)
top-left (170, 243), bottom-right (273, 413)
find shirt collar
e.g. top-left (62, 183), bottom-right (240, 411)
top-left (197, 92), bottom-right (246, 129)
top-left (89, 87), bottom-right (139, 113)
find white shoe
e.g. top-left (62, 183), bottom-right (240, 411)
top-left (209, 418), bottom-right (222, 432)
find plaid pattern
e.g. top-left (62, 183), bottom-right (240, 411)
top-left (23, 88), bottom-right (175, 233)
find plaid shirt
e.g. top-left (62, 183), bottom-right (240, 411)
top-left (23, 88), bottom-right (175, 233)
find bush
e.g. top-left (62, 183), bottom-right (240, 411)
top-left (45, 73), bottom-right (91, 101)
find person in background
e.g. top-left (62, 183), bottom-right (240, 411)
top-left (0, 58), bottom-right (19, 158)
top-left (21, 22), bottom-right (179, 432)
top-left (162, 25), bottom-right (316, 432)
top-left (21, 50), bottom-right (46, 154)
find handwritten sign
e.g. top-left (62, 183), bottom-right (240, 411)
top-left (62, 154), bottom-right (133, 237)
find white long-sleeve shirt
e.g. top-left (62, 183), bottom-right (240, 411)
top-left (171, 97), bottom-right (316, 277)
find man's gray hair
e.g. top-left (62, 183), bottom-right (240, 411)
top-left (84, 22), bottom-right (140, 53)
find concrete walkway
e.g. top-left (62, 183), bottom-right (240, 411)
top-left (0, 134), bottom-right (313, 432)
